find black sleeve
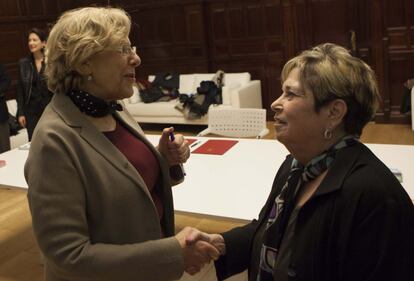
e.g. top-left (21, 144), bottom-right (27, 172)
top-left (16, 61), bottom-right (24, 117)
top-left (215, 220), bottom-right (258, 281)
top-left (0, 64), bottom-right (11, 96)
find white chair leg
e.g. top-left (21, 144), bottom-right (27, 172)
top-left (257, 128), bottom-right (270, 139)
top-left (197, 128), bottom-right (211, 137)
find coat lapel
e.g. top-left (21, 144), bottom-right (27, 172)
top-left (312, 142), bottom-right (362, 198)
top-left (51, 94), bottom-right (153, 198)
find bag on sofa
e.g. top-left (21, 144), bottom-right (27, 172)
top-left (8, 113), bottom-right (22, 136)
top-left (177, 81), bottom-right (222, 119)
top-left (152, 73), bottom-right (179, 90)
top-left (139, 86), bottom-right (165, 103)
top-left (139, 73), bottom-right (180, 103)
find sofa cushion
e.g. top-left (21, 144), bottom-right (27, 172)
top-left (126, 99), bottom-right (184, 117)
top-left (224, 72), bottom-right (251, 87)
top-left (222, 83), bottom-right (241, 105)
top-left (148, 74), bottom-right (195, 95)
top-left (128, 85), bottom-right (141, 104)
top-left (193, 74), bottom-right (215, 90)
top-left (179, 74), bottom-right (196, 94)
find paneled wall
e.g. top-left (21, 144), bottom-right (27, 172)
top-left (379, 0), bottom-right (414, 122)
top-left (0, 0), bottom-right (413, 123)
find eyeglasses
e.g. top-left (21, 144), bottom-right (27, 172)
top-left (116, 45), bottom-right (136, 56)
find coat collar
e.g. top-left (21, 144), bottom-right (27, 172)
top-left (311, 142), bottom-right (363, 198)
top-left (51, 93), bottom-right (166, 198)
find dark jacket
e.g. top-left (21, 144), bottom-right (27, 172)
top-left (216, 142), bottom-right (414, 281)
top-left (16, 55), bottom-right (51, 117)
top-left (0, 63), bottom-right (11, 122)
top-left (16, 56), bottom-right (33, 117)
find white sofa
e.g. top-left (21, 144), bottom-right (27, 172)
top-left (123, 72), bottom-right (262, 125)
top-left (6, 99), bottom-right (28, 149)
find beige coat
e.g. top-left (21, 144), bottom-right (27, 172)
top-left (26, 93), bottom-right (184, 281)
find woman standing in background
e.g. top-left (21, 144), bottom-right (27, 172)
top-left (17, 27), bottom-right (52, 140)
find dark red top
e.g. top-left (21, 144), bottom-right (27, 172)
top-left (103, 121), bottom-right (164, 226)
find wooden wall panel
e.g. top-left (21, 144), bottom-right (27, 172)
top-left (0, 0), bottom-right (20, 17)
top-left (309, 0), bottom-right (350, 47)
top-left (375, 0), bottom-right (414, 123)
top-left (205, 0), bottom-right (285, 112)
top-left (0, 25), bottom-right (24, 63)
top-left (0, 0), bottom-right (412, 123)
top-left (129, 1), bottom-right (209, 78)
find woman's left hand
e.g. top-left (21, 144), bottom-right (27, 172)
top-left (157, 127), bottom-right (190, 166)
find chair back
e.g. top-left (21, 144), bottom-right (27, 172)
top-left (198, 107), bottom-right (269, 138)
top-left (6, 99), bottom-right (17, 117)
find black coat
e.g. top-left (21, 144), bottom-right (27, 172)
top-left (215, 142), bottom-right (414, 281)
top-left (16, 56), bottom-right (51, 116)
top-left (16, 56), bottom-right (34, 117)
top-left (0, 63), bottom-right (11, 122)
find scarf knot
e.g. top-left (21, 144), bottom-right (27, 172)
top-left (67, 89), bottom-right (123, 117)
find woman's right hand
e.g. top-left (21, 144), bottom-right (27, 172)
top-left (175, 227), bottom-right (220, 275)
top-left (18, 116), bottom-right (26, 128)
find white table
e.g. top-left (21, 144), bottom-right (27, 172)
top-left (0, 148), bottom-right (29, 189)
top-left (1, 138), bottom-right (413, 222)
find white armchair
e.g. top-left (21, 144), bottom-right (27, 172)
top-left (123, 72), bottom-right (262, 125)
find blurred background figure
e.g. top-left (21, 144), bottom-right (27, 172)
top-left (16, 27), bottom-right (52, 140)
top-left (401, 78), bottom-right (413, 114)
top-left (0, 63), bottom-right (11, 152)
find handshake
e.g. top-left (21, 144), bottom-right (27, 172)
top-left (175, 227), bottom-right (225, 275)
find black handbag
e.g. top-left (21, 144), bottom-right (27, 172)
top-left (8, 113), bottom-right (22, 136)
top-left (139, 86), bottom-right (165, 103)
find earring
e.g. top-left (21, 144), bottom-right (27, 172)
top-left (87, 75), bottom-right (92, 81)
top-left (324, 128), bottom-right (333, 140)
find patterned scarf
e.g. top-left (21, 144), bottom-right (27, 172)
top-left (67, 89), bottom-right (123, 117)
top-left (257, 136), bottom-right (358, 281)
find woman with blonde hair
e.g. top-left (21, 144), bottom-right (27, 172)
top-left (189, 43), bottom-right (414, 281)
top-left (26, 7), bottom-right (218, 281)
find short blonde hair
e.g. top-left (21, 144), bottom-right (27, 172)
top-left (281, 43), bottom-right (380, 136)
top-left (46, 7), bottom-right (131, 95)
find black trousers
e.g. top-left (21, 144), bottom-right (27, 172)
top-left (0, 120), bottom-right (10, 153)
top-left (25, 111), bottom-right (42, 141)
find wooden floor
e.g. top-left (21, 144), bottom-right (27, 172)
top-left (0, 122), bottom-right (413, 281)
